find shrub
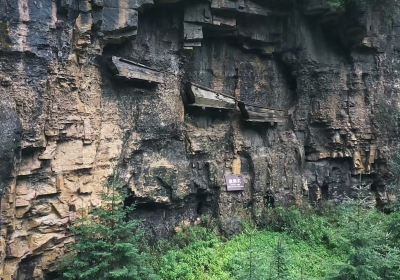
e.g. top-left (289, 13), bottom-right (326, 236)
top-left (387, 213), bottom-right (400, 244)
top-left (157, 226), bottom-right (228, 280)
top-left (262, 206), bottom-right (339, 248)
top-left (328, 202), bottom-right (400, 280)
top-left (268, 239), bottom-right (291, 280)
top-left (57, 174), bottom-right (159, 280)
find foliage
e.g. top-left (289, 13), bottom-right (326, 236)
top-left (156, 204), bottom-right (400, 280)
top-left (54, 176), bottom-right (400, 280)
top-left (158, 226), bottom-right (343, 280)
top-left (228, 227), bottom-right (271, 280)
top-left (388, 212), bottom-right (400, 244)
top-left (327, 202), bottom-right (400, 280)
top-left (261, 206), bottom-right (342, 248)
top-left (157, 226), bottom-right (229, 280)
top-left (268, 239), bottom-right (291, 280)
top-left (57, 175), bottom-right (159, 280)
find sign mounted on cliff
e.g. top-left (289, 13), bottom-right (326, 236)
top-left (225, 174), bottom-right (245, 191)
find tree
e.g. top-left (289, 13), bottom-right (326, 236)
top-left (268, 239), bottom-right (290, 280)
top-left (59, 174), bottom-right (159, 280)
top-left (328, 198), bottom-right (400, 280)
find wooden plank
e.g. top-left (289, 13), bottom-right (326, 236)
top-left (187, 83), bottom-right (236, 110)
top-left (212, 15), bottom-right (237, 29)
top-left (211, 0), bottom-right (270, 17)
top-left (242, 42), bottom-right (276, 55)
top-left (303, 0), bottom-right (330, 15)
top-left (237, 17), bottom-right (283, 44)
top-left (211, 0), bottom-right (237, 12)
top-left (109, 56), bottom-right (163, 84)
top-left (184, 22), bottom-right (203, 41)
top-left (184, 2), bottom-right (212, 24)
top-left (238, 101), bottom-right (286, 123)
top-left (184, 41), bottom-right (202, 50)
top-left (240, 0), bottom-right (271, 17)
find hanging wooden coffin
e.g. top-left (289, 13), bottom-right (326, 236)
top-left (186, 83), bottom-right (236, 110)
top-left (238, 101), bottom-right (286, 124)
top-left (109, 56), bottom-right (163, 84)
top-left (303, 0), bottom-right (330, 15)
top-left (211, 0), bottom-right (270, 17)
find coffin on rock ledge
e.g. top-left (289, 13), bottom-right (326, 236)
top-left (186, 83), bottom-right (236, 110)
top-left (109, 56), bottom-right (163, 84)
top-left (238, 101), bottom-right (286, 124)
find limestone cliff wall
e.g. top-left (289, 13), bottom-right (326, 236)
top-left (0, 0), bottom-right (400, 279)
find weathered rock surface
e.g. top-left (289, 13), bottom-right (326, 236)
top-left (0, 102), bottom-right (22, 196)
top-left (0, 0), bottom-right (400, 279)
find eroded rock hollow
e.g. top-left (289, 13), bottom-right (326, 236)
top-left (1, 0), bottom-right (400, 278)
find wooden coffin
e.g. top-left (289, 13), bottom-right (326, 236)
top-left (303, 0), bottom-right (330, 15)
top-left (184, 22), bottom-right (203, 40)
top-left (238, 101), bottom-right (286, 124)
top-left (186, 83), bottom-right (236, 110)
top-left (242, 41), bottom-right (277, 55)
top-left (183, 22), bottom-right (203, 49)
top-left (184, 3), bottom-right (236, 32)
top-left (184, 2), bottom-right (212, 24)
top-left (211, 15), bottom-right (237, 30)
top-left (237, 17), bottom-right (283, 44)
top-left (211, 0), bottom-right (270, 17)
top-left (109, 56), bottom-right (163, 84)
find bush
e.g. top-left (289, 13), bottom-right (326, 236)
top-left (388, 213), bottom-right (400, 244)
top-left (268, 239), bottom-right (291, 280)
top-left (57, 175), bottom-right (159, 280)
top-left (262, 206), bottom-right (340, 248)
top-left (328, 202), bottom-right (400, 280)
top-left (158, 226), bottom-right (229, 280)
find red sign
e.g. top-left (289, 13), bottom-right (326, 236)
top-left (225, 174), bottom-right (245, 191)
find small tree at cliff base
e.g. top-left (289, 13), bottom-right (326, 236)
top-left (268, 238), bottom-right (291, 280)
top-left (58, 174), bottom-right (159, 280)
top-left (328, 199), bottom-right (400, 280)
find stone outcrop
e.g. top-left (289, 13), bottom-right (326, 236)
top-left (0, 0), bottom-right (400, 279)
top-left (0, 102), bottom-right (21, 196)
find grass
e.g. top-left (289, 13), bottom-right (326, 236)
top-left (154, 205), bottom-right (400, 280)
top-left (225, 231), bottom-right (344, 280)
top-left (157, 229), bottom-right (344, 280)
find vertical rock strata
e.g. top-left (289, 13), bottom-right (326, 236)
top-left (0, 0), bottom-right (399, 278)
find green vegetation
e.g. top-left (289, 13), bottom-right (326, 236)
top-left (155, 227), bottom-right (341, 280)
top-left (56, 175), bottom-right (159, 280)
top-left (155, 205), bottom-right (400, 280)
top-left (54, 176), bottom-right (400, 280)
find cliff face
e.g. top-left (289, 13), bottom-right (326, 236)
top-left (0, 0), bottom-right (399, 278)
